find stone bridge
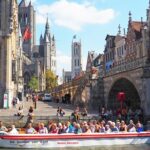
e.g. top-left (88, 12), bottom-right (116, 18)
top-left (103, 57), bottom-right (150, 118)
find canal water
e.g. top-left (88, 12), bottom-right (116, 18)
top-left (0, 144), bottom-right (150, 150)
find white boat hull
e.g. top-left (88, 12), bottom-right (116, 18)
top-left (0, 132), bottom-right (150, 148)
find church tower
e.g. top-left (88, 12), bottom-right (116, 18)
top-left (71, 36), bottom-right (82, 78)
top-left (43, 18), bottom-right (56, 74)
top-left (18, 0), bottom-right (36, 57)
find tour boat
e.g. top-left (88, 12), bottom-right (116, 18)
top-left (0, 131), bottom-right (150, 148)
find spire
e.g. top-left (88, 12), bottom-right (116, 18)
top-left (40, 33), bottom-right (43, 39)
top-left (40, 33), bottom-right (43, 44)
top-left (52, 35), bottom-right (55, 41)
top-left (19, 0), bottom-right (27, 7)
top-left (129, 11), bottom-right (132, 24)
top-left (44, 17), bottom-right (51, 42)
top-left (118, 24), bottom-right (121, 35)
top-left (29, 0), bottom-right (32, 6)
top-left (45, 17), bottom-right (50, 30)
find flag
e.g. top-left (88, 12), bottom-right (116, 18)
top-left (23, 26), bottom-right (31, 41)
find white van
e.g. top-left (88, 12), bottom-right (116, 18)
top-left (42, 93), bottom-right (52, 102)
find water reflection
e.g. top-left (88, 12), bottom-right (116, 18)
top-left (0, 145), bottom-right (150, 150)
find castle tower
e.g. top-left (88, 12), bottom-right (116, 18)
top-left (18, 0), bottom-right (36, 57)
top-left (71, 35), bottom-right (82, 78)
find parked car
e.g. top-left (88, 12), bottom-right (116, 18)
top-left (42, 93), bottom-right (52, 102)
top-left (38, 93), bottom-right (44, 101)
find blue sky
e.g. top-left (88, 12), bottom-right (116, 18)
top-left (21, 0), bottom-right (148, 77)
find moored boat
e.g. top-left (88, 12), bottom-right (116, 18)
top-left (0, 131), bottom-right (150, 148)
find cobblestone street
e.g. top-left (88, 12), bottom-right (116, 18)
top-left (0, 100), bottom-right (98, 117)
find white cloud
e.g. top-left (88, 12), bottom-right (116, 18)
top-left (56, 50), bottom-right (87, 77)
top-left (56, 51), bottom-right (71, 76)
top-left (36, 0), bottom-right (116, 31)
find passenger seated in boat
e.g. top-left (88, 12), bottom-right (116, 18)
top-left (84, 125), bottom-right (91, 134)
top-left (119, 120), bottom-right (127, 132)
top-left (38, 123), bottom-right (48, 134)
top-left (127, 120), bottom-right (136, 132)
top-left (47, 120), bottom-right (53, 133)
top-left (99, 121), bottom-right (105, 133)
top-left (110, 122), bottom-right (119, 132)
top-left (70, 122), bottom-right (77, 133)
top-left (0, 121), bottom-right (8, 132)
top-left (8, 125), bottom-right (18, 135)
top-left (74, 123), bottom-right (82, 134)
top-left (136, 121), bottom-right (144, 132)
top-left (65, 121), bottom-right (73, 133)
top-left (49, 123), bottom-right (58, 134)
top-left (34, 122), bottom-right (41, 132)
top-left (26, 123), bottom-right (37, 134)
top-left (105, 125), bottom-right (111, 133)
top-left (58, 123), bottom-right (66, 134)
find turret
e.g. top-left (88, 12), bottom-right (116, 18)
top-left (40, 33), bottom-right (43, 45)
top-left (128, 11), bottom-right (132, 25)
top-left (118, 24), bottom-right (121, 35)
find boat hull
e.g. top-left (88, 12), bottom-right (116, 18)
top-left (0, 132), bottom-right (150, 148)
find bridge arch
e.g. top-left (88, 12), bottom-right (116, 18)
top-left (107, 78), bottom-right (141, 110)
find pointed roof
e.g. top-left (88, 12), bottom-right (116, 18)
top-left (45, 17), bottom-right (50, 29)
top-left (44, 17), bottom-right (51, 42)
top-left (128, 11), bottom-right (132, 24)
top-left (19, 0), bottom-right (27, 7)
top-left (29, 0), bottom-right (32, 6)
top-left (40, 33), bottom-right (43, 39)
top-left (52, 35), bottom-right (55, 41)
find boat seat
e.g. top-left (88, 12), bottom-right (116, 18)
top-left (18, 128), bottom-right (26, 134)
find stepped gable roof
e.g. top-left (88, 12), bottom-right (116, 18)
top-left (131, 21), bottom-right (143, 32)
top-left (130, 21), bottom-right (146, 40)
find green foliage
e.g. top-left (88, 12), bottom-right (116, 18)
top-left (28, 76), bottom-right (39, 91)
top-left (45, 70), bottom-right (58, 92)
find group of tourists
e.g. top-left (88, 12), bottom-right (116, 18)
top-left (0, 118), bottom-right (144, 135)
top-left (99, 107), bottom-right (143, 123)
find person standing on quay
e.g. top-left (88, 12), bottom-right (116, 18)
top-left (33, 93), bottom-right (38, 109)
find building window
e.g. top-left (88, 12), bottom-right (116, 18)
top-left (74, 59), bottom-right (76, 66)
top-left (78, 59), bottom-right (79, 66)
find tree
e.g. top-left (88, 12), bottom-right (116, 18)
top-left (45, 70), bottom-right (58, 92)
top-left (28, 76), bottom-right (38, 92)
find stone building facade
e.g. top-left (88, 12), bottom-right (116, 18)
top-left (0, 0), bottom-right (22, 107)
top-left (103, 6), bottom-right (150, 118)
